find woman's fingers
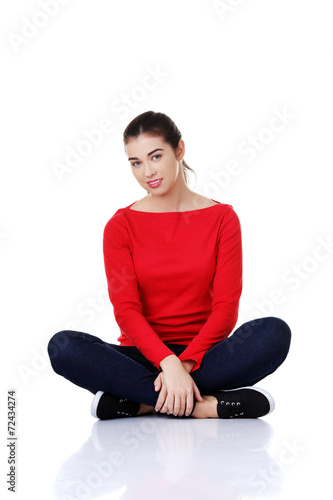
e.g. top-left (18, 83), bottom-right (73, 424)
top-left (154, 373), bottom-right (162, 392)
top-left (159, 391), bottom-right (193, 417)
top-left (185, 391), bottom-right (194, 416)
top-left (155, 383), bottom-right (167, 412)
top-left (154, 361), bottom-right (202, 416)
top-left (175, 392), bottom-right (190, 416)
top-left (173, 394), bottom-right (182, 416)
top-left (193, 382), bottom-right (203, 402)
top-left (159, 393), bottom-right (173, 414)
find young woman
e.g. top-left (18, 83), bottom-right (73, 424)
top-left (48, 111), bottom-right (291, 420)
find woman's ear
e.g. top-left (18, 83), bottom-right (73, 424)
top-left (177, 139), bottom-right (185, 161)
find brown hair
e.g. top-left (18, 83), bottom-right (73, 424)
top-left (123, 111), bottom-right (197, 191)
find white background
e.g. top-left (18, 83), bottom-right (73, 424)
top-left (1, 1), bottom-right (332, 499)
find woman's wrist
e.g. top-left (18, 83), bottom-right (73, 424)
top-left (159, 354), bottom-right (181, 371)
top-left (159, 355), bottom-right (196, 373)
top-left (181, 360), bottom-right (196, 373)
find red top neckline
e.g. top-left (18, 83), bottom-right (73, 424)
top-left (125, 199), bottom-right (222, 214)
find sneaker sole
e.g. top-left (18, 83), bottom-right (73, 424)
top-left (91, 391), bottom-right (104, 419)
top-left (221, 386), bottom-right (275, 415)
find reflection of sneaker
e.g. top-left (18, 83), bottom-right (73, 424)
top-left (91, 391), bottom-right (141, 420)
top-left (211, 387), bottom-right (274, 419)
top-left (217, 419), bottom-right (274, 452)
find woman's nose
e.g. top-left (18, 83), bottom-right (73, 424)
top-left (144, 163), bottom-right (157, 177)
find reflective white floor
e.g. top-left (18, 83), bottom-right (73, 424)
top-left (9, 367), bottom-right (330, 500)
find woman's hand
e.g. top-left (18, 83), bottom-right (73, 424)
top-left (154, 355), bottom-right (203, 416)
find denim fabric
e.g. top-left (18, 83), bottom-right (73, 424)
top-left (47, 316), bottom-right (291, 416)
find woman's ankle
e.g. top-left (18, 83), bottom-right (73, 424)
top-left (191, 395), bottom-right (218, 419)
top-left (137, 403), bottom-right (155, 415)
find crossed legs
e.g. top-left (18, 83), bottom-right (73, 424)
top-left (48, 316), bottom-right (291, 418)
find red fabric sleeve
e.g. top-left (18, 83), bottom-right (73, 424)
top-left (103, 213), bottom-right (175, 371)
top-left (178, 206), bottom-right (243, 372)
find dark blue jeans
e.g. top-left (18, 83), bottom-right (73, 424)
top-left (47, 316), bottom-right (291, 415)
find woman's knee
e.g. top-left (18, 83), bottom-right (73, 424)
top-left (265, 316), bottom-right (291, 346)
top-left (237, 316), bottom-right (291, 356)
top-left (258, 316), bottom-right (292, 362)
top-left (47, 330), bottom-right (78, 373)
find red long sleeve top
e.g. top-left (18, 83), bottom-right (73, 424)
top-left (103, 200), bottom-right (242, 373)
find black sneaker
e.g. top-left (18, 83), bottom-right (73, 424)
top-left (91, 391), bottom-right (141, 420)
top-left (211, 387), bottom-right (275, 419)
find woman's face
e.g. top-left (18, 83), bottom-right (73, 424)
top-left (125, 133), bottom-right (185, 194)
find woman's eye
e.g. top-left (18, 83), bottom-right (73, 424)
top-left (131, 155), bottom-right (160, 167)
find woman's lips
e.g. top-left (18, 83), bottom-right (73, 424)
top-left (147, 178), bottom-right (163, 188)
